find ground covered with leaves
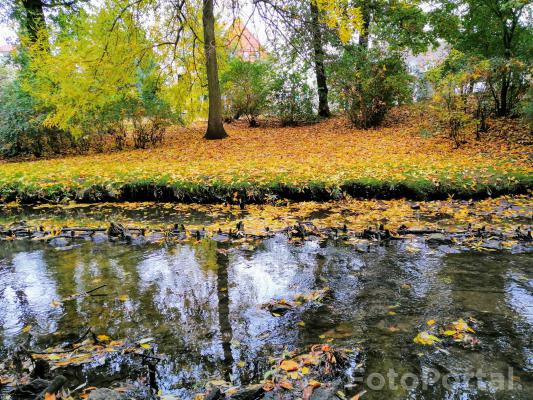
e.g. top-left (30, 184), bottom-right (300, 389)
top-left (0, 109), bottom-right (531, 203)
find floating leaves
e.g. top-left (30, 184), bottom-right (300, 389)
top-left (414, 317), bottom-right (480, 348)
top-left (31, 335), bottom-right (157, 369)
top-left (279, 360), bottom-right (299, 372)
top-left (413, 332), bottom-right (441, 346)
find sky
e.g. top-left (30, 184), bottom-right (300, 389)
top-left (0, 23), bottom-right (16, 46)
top-left (0, 2), bottom-right (267, 47)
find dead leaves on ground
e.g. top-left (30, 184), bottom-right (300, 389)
top-left (0, 113), bottom-right (530, 203)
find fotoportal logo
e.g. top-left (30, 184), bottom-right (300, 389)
top-left (354, 367), bottom-right (519, 392)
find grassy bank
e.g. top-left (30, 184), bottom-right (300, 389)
top-left (0, 116), bottom-right (531, 204)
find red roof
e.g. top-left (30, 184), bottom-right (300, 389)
top-left (227, 19), bottom-right (264, 61)
top-left (0, 44), bottom-right (15, 53)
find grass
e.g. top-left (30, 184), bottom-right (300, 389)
top-left (0, 111), bottom-right (531, 204)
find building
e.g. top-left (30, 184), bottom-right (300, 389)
top-left (0, 44), bottom-right (15, 61)
top-left (226, 20), bottom-right (265, 62)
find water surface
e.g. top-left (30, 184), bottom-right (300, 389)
top-left (0, 235), bottom-right (532, 399)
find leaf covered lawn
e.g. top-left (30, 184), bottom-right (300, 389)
top-left (0, 115), bottom-right (531, 203)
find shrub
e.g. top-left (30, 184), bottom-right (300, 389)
top-left (329, 46), bottom-right (412, 128)
top-left (268, 69), bottom-right (317, 126)
top-left (221, 58), bottom-right (273, 127)
top-left (0, 79), bottom-right (73, 157)
top-left (521, 84), bottom-right (533, 132)
top-left (427, 56), bottom-right (478, 147)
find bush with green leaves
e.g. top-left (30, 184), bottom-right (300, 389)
top-left (221, 58), bottom-right (273, 127)
top-left (268, 69), bottom-right (317, 127)
top-left (522, 84), bottom-right (533, 132)
top-left (0, 78), bottom-right (73, 157)
top-left (329, 47), bottom-right (413, 128)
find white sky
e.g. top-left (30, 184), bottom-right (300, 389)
top-left (0, 1), bottom-right (267, 47)
top-left (0, 22), bottom-right (17, 46)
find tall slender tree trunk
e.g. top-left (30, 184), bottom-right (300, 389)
top-left (202, 0), bottom-right (227, 139)
top-left (358, 2), bottom-right (370, 49)
top-left (21, 0), bottom-right (47, 45)
top-left (21, 0), bottom-right (50, 52)
top-left (310, 1), bottom-right (330, 118)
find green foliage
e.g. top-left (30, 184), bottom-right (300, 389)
top-left (268, 69), bottom-right (317, 127)
top-left (427, 50), bottom-right (482, 146)
top-left (522, 84), bottom-right (533, 131)
top-left (221, 58), bottom-right (273, 126)
top-left (430, 0), bottom-right (532, 116)
top-left (329, 46), bottom-right (412, 128)
top-left (0, 75), bottom-right (73, 157)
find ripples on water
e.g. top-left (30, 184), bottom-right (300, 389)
top-left (0, 236), bottom-right (532, 399)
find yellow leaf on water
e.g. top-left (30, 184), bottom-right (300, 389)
top-left (308, 380), bottom-right (321, 388)
top-left (301, 367), bottom-right (310, 375)
top-left (97, 335), bottom-right (110, 342)
top-left (413, 332), bottom-right (441, 346)
top-left (280, 380), bottom-right (293, 390)
top-left (22, 325), bottom-right (32, 333)
top-left (280, 360), bottom-right (299, 372)
top-left (443, 330), bottom-right (457, 336)
top-left (426, 319), bottom-right (436, 326)
top-left (140, 343), bottom-right (151, 349)
top-left (288, 371), bottom-right (299, 380)
top-left (118, 295), bottom-right (129, 302)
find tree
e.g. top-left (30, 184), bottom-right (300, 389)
top-left (20, 0), bottom-right (47, 44)
top-left (255, 0), bottom-right (363, 119)
top-left (431, 0), bottom-right (533, 116)
top-left (309, 0), bottom-right (329, 117)
top-left (202, 0), bottom-right (227, 139)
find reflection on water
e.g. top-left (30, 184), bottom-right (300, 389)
top-left (0, 237), bottom-right (532, 399)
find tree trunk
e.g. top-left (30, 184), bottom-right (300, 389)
top-left (358, 2), bottom-right (371, 48)
top-left (202, 0), bottom-right (227, 139)
top-left (309, 1), bottom-right (330, 118)
top-left (21, 0), bottom-right (48, 46)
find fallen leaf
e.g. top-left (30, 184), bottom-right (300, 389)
top-left (280, 380), bottom-right (293, 390)
top-left (288, 371), bottom-right (299, 380)
top-left (413, 332), bottom-right (441, 346)
top-left (308, 380), bottom-right (321, 388)
top-left (280, 360), bottom-right (299, 372)
top-left (426, 319), bottom-right (436, 326)
top-left (262, 380), bottom-right (275, 391)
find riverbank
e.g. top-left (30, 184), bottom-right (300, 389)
top-left (0, 113), bottom-right (531, 204)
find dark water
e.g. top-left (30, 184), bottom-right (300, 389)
top-left (0, 236), bottom-right (532, 399)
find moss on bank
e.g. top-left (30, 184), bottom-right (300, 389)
top-left (0, 172), bottom-right (531, 204)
